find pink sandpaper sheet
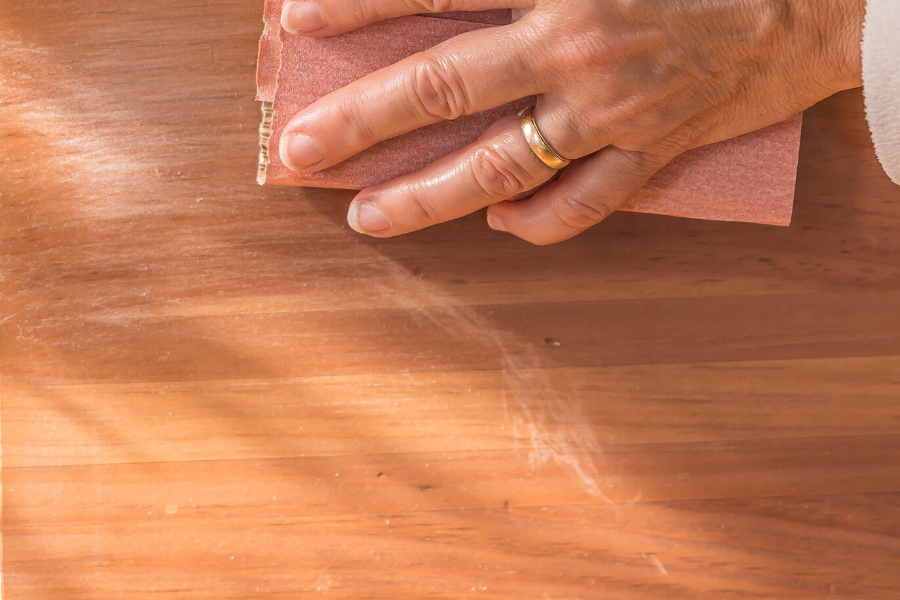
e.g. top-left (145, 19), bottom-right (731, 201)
top-left (256, 2), bottom-right (801, 226)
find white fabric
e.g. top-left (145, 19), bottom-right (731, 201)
top-left (862, 0), bottom-right (900, 185)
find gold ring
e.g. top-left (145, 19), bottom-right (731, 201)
top-left (519, 106), bottom-right (572, 170)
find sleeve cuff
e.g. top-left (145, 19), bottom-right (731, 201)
top-left (862, 0), bottom-right (900, 185)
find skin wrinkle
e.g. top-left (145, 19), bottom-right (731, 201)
top-left (280, 0), bottom-right (867, 243)
top-left (553, 191), bottom-right (613, 228)
top-left (389, 183), bottom-right (442, 226)
top-left (412, 0), bottom-right (455, 13)
top-left (411, 54), bottom-right (475, 121)
top-left (471, 145), bottom-right (533, 198)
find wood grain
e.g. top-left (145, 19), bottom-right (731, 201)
top-left (2, 0), bottom-right (900, 598)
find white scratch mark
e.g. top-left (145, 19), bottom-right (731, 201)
top-left (642, 553), bottom-right (668, 575)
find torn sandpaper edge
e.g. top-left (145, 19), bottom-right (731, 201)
top-left (255, 0), bottom-right (282, 180)
top-left (255, 3), bottom-right (802, 226)
top-left (255, 0), bottom-right (283, 102)
top-left (257, 101), bottom-right (274, 185)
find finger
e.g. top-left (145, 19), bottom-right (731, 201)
top-left (533, 93), bottom-right (613, 161)
top-left (281, 0), bottom-right (534, 37)
top-left (345, 115), bottom-right (557, 237)
top-left (279, 27), bottom-right (541, 174)
top-left (485, 146), bottom-right (675, 245)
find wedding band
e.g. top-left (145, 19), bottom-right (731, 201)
top-left (519, 106), bottom-right (572, 170)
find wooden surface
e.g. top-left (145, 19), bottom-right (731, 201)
top-left (2, 1), bottom-right (900, 598)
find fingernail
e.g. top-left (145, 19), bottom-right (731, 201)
top-left (487, 213), bottom-right (507, 232)
top-left (280, 132), bottom-right (325, 172)
top-left (281, 1), bottom-right (327, 34)
top-left (348, 200), bottom-right (392, 234)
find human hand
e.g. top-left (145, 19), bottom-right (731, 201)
top-left (279, 0), bottom-right (865, 244)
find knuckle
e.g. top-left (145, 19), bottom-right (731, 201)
top-left (350, 0), bottom-right (387, 24)
top-left (552, 192), bottom-right (614, 229)
top-left (610, 132), bottom-right (655, 153)
top-left (337, 97), bottom-right (380, 147)
top-left (611, 148), bottom-right (664, 177)
top-left (407, 0), bottom-right (453, 13)
top-left (403, 184), bottom-right (442, 225)
top-left (470, 146), bottom-right (534, 200)
top-left (652, 136), bottom-right (691, 159)
top-left (663, 119), bottom-right (711, 154)
top-left (533, 26), bottom-right (611, 79)
top-left (612, 0), bottom-right (651, 18)
top-left (563, 104), bottom-right (609, 149)
top-left (409, 54), bottom-right (472, 121)
top-left (559, 32), bottom-right (610, 70)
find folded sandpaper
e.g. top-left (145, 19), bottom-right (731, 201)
top-left (256, 1), bottom-right (802, 225)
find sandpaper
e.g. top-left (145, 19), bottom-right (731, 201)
top-left (256, 1), bottom-right (802, 226)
